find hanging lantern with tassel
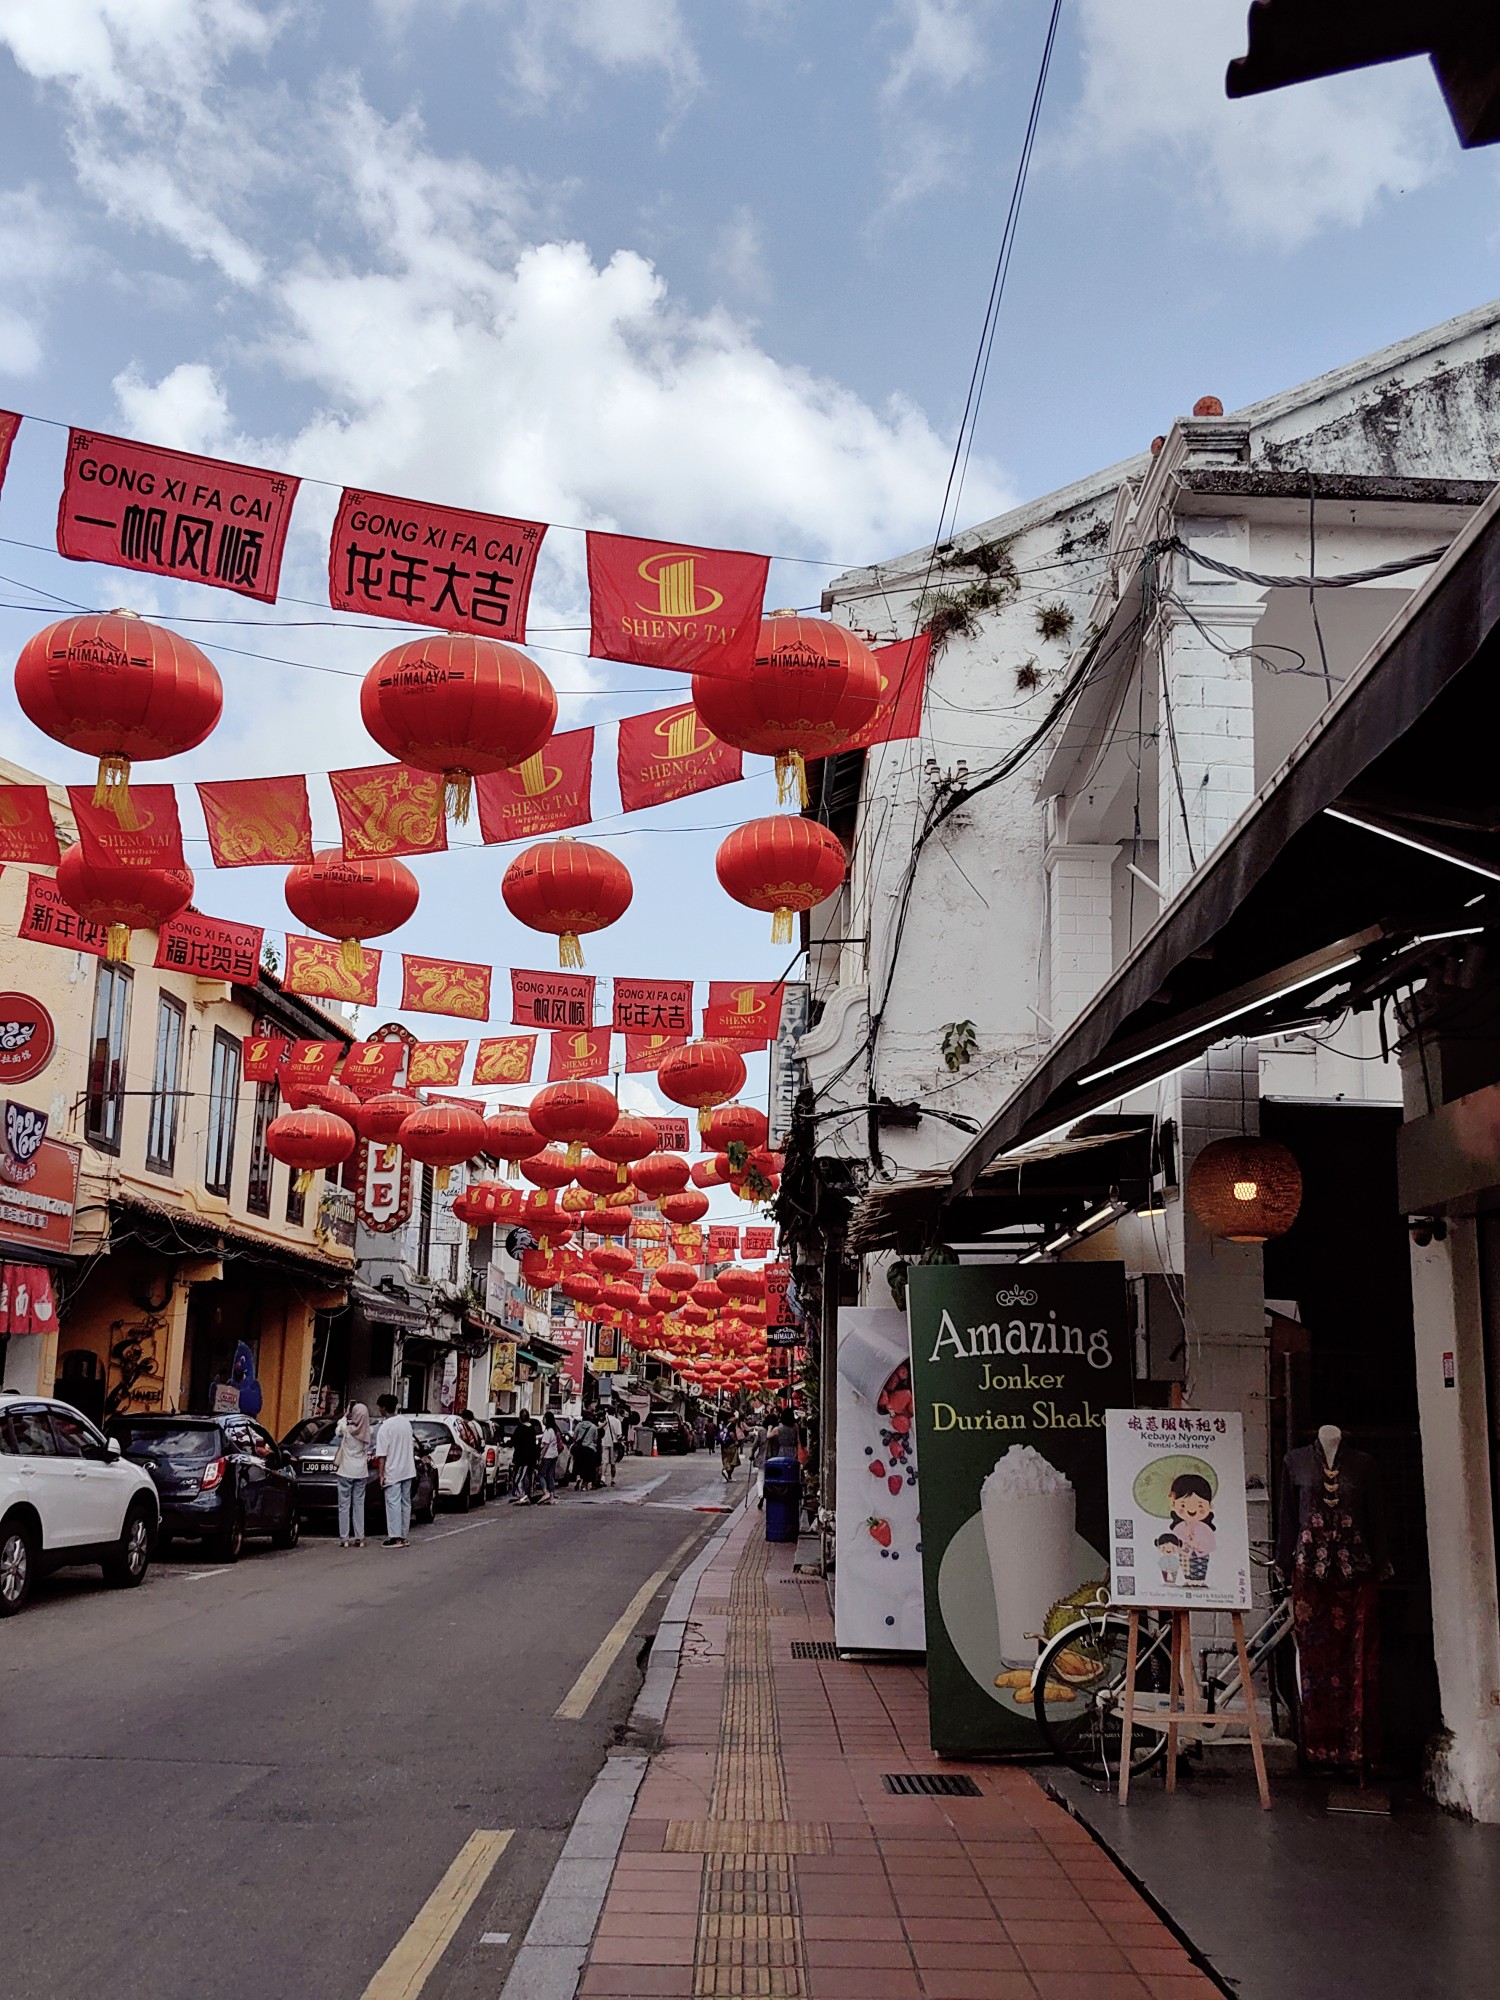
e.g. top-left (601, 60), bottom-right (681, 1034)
top-left (657, 1040), bottom-right (747, 1134)
top-left (589, 1111), bottom-right (659, 1183)
top-left (1186, 1137), bottom-right (1303, 1244)
top-left (519, 1147), bottom-right (576, 1191)
top-left (266, 1107), bottom-right (357, 1194)
top-left (500, 837), bottom-right (632, 968)
top-left (484, 1107), bottom-right (548, 1180)
top-left (715, 815), bottom-right (847, 945)
top-left (284, 849), bottom-right (419, 974)
top-left (15, 610), bottom-right (223, 827)
top-left (691, 613), bottom-right (880, 807)
top-left (56, 844), bottom-right (193, 963)
top-left (360, 632), bottom-right (557, 823)
top-left (527, 1081), bottom-right (619, 1166)
top-left (397, 1102), bottom-right (486, 1192)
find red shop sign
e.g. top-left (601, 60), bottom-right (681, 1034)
top-left (0, 995), bottom-right (57, 1086)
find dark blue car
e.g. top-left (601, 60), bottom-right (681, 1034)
top-left (106, 1414), bottom-right (300, 1562)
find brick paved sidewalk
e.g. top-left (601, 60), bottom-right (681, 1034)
top-left (578, 1510), bottom-right (1220, 2000)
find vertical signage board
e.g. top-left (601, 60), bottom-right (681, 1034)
top-left (834, 1307), bottom-right (925, 1653)
top-left (907, 1263), bottom-right (1132, 1755)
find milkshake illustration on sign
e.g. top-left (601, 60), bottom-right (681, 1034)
top-left (980, 1444), bottom-right (1076, 1667)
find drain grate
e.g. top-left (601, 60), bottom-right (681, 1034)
top-left (882, 1773), bottom-right (983, 1797)
top-left (790, 1641), bottom-right (839, 1660)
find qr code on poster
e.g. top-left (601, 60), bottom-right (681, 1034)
top-left (1115, 1518), bottom-right (1134, 1539)
top-left (1114, 1574), bottom-right (1136, 1596)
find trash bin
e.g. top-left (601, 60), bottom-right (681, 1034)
top-left (763, 1454), bottom-right (801, 1543)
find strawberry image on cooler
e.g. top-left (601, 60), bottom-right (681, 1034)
top-left (867, 1517), bottom-right (892, 1548)
top-left (888, 1474), bottom-right (903, 1495)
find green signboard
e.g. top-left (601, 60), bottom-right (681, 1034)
top-left (907, 1262), bottom-right (1132, 1756)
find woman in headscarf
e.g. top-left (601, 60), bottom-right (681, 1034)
top-left (333, 1402), bottom-right (373, 1546)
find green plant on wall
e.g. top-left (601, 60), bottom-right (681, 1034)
top-left (940, 1020), bottom-right (977, 1072)
top-left (1036, 601), bottom-right (1074, 642)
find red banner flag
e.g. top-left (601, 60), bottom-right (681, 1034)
top-left (340, 1040), bottom-right (405, 1096)
top-left (427, 1094), bottom-right (485, 1115)
top-left (0, 785), bottom-right (61, 866)
top-left (702, 980), bottom-right (785, 1041)
top-left (283, 1041), bottom-right (344, 1092)
top-left (330, 763), bottom-right (447, 859)
top-left (611, 978), bottom-right (692, 1035)
top-left (741, 1225), bottom-right (774, 1260)
top-left (154, 910), bottom-right (262, 983)
top-left (242, 1035), bottom-right (290, 1082)
top-left (16, 872), bottom-right (107, 955)
top-left (472, 1036), bottom-right (537, 1086)
top-left (401, 954), bottom-right (491, 1021)
top-left (707, 1224), bottom-right (740, 1260)
top-left (640, 1244), bottom-right (670, 1271)
top-left (624, 1032), bottom-right (687, 1073)
top-left (510, 968), bottom-right (595, 1031)
top-left (67, 785), bottom-right (186, 872)
top-left (587, 531), bottom-right (768, 675)
top-left (669, 1224), bottom-right (703, 1256)
top-left (328, 487), bottom-right (546, 639)
top-left (548, 1028), bottom-right (611, 1081)
top-left (474, 728), bottom-right (593, 844)
top-left (633, 1216), bottom-right (666, 1243)
top-left (57, 428), bottom-right (298, 602)
top-left (284, 933), bottom-right (381, 1005)
top-left (407, 1041), bottom-right (467, 1088)
top-left (650, 1116), bottom-right (691, 1151)
top-left (765, 1262), bottom-right (794, 1326)
top-left (197, 774), bottom-right (314, 868)
top-left (838, 634), bottom-right (930, 752)
top-left (0, 412), bottom-right (18, 494)
top-left (616, 702), bottom-right (742, 813)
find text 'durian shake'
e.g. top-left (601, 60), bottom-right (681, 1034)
top-left (980, 1444), bottom-right (1076, 1666)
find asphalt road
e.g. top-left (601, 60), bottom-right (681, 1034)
top-left (0, 1447), bottom-right (745, 2000)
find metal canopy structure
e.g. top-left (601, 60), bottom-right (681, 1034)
top-left (943, 483), bottom-right (1500, 1198)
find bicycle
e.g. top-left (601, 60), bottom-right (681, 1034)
top-left (1031, 1543), bottom-right (1297, 1784)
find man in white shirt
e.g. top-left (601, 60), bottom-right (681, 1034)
top-left (602, 1407), bottom-right (623, 1485)
top-left (372, 1394), bottom-right (417, 1546)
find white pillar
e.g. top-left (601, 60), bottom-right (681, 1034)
top-left (1156, 580), bottom-right (1261, 897)
top-left (1045, 843), bottom-right (1119, 1030)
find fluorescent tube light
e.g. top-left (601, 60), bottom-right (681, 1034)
top-left (1325, 808), bottom-right (1500, 884)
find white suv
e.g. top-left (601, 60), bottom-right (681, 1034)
top-left (0, 1390), bottom-right (161, 1615)
top-left (410, 1414), bottom-right (488, 1510)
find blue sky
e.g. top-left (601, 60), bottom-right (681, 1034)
top-left (1, 0), bottom-right (1497, 1128)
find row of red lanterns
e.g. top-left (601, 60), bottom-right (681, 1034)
top-left (17, 609), bottom-right (867, 963)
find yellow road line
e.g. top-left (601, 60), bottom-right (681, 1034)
top-left (555, 1535), bottom-right (698, 1721)
top-left (361, 1828), bottom-right (513, 2000)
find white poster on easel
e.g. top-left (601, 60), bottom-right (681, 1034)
top-left (1105, 1410), bottom-right (1252, 1612)
top-left (834, 1307), bottom-right (925, 1652)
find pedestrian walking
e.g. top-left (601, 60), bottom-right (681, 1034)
top-left (601, 1405), bottom-right (623, 1484)
top-left (371, 1394), bottom-right (417, 1546)
top-left (771, 1405), bottom-right (801, 1459)
top-left (538, 1413), bottom-right (561, 1501)
top-left (509, 1412), bottom-right (540, 1502)
top-left (717, 1414), bottom-right (742, 1480)
top-left (747, 1410), bottom-right (768, 1470)
top-left (573, 1408), bottom-right (602, 1489)
top-left (333, 1400), bottom-right (372, 1546)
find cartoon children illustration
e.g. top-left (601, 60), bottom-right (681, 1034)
top-left (1154, 1532), bottom-right (1182, 1586)
top-left (1168, 1473), bottom-right (1216, 1584)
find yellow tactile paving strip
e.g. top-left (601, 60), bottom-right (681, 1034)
top-left (688, 1539), bottom-right (813, 1998)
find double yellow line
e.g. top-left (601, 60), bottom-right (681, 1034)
top-left (361, 1829), bottom-right (512, 2000)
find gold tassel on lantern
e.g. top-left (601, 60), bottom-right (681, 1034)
top-left (771, 905), bottom-right (794, 945)
top-left (566, 1141), bottom-right (583, 1166)
top-left (105, 923), bottom-right (132, 964)
top-left (444, 770), bottom-right (472, 823)
top-left (295, 1168), bottom-right (315, 1196)
top-left (93, 753), bottom-right (140, 829)
top-left (506, 1159), bottom-right (520, 1180)
top-left (382, 1144), bottom-right (398, 1168)
top-left (340, 936), bottom-right (366, 975)
top-left (774, 750), bottom-right (809, 809)
top-left (559, 931), bottom-right (584, 969)
top-left (437, 1165), bottom-right (452, 1192)
top-left (697, 1106), bottom-right (712, 1134)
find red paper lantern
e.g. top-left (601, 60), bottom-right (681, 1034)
top-left (398, 1102), bottom-right (486, 1189)
top-left (691, 1156), bottom-right (732, 1190)
top-left (520, 1248), bottom-right (563, 1290)
top-left (358, 1090), bottom-right (418, 1146)
top-left (705, 1103), bottom-right (769, 1152)
top-left (716, 816), bottom-right (846, 944)
top-left (634, 1152), bottom-right (691, 1200)
top-left (285, 848), bottom-right (419, 972)
top-left (592, 1205), bottom-right (635, 1236)
top-left (528, 1081), bottom-right (619, 1164)
top-left (720, 1267), bottom-right (765, 1302)
top-left (501, 838), bottom-right (632, 967)
top-left (691, 614), bottom-right (880, 805)
top-left (361, 633), bottom-right (557, 822)
top-left (657, 1041), bottom-right (747, 1134)
top-left (266, 1107), bottom-right (357, 1191)
top-left (310, 1080), bottom-right (362, 1122)
top-left (660, 1189), bottom-right (710, 1226)
top-left (520, 1147), bottom-right (575, 1190)
top-left (655, 1261), bottom-right (699, 1297)
top-left (691, 1279), bottom-right (726, 1310)
top-left (588, 1243), bottom-right (635, 1278)
top-left (56, 844), bottom-right (193, 963)
top-left (602, 1279), bottom-right (643, 1314)
top-left (484, 1107), bottom-right (549, 1179)
top-left (576, 1153), bottom-right (627, 1196)
top-left (529, 1215), bottom-right (575, 1248)
top-left (15, 611), bottom-right (223, 826)
top-left (562, 1269), bottom-right (603, 1309)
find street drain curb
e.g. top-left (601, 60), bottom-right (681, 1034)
top-left (498, 1492), bottom-right (752, 2000)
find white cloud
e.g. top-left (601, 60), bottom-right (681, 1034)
top-left (1069, 0), bottom-right (1452, 248)
top-left (875, 0), bottom-right (1000, 212)
top-left (0, 0), bottom-right (278, 122)
top-left (710, 205), bottom-right (769, 300)
top-left (0, 184), bottom-right (75, 374)
top-left (882, 0), bottom-right (993, 103)
top-left (374, 0), bottom-right (701, 101)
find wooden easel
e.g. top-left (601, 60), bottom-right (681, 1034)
top-left (1117, 1606), bottom-right (1272, 1810)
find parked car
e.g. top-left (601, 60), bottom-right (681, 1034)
top-left (410, 1414), bottom-right (487, 1509)
top-left (106, 1413), bottom-right (299, 1561)
top-left (279, 1417), bottom-right (439, 1532)
top-left (1, 1392), bottom-right (159, 1615)
top-left (645, 1417), bottom-right (694, 1456)
top-left (473, 1418), bottom-right (508, 1497)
